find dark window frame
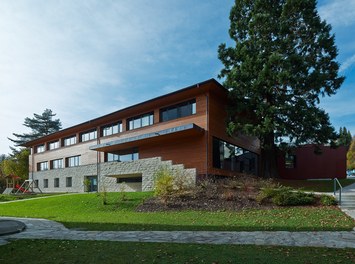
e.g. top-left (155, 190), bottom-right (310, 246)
top-left (127, 112), bottom-right (154, 130)
top-left (160, 99), bottom-right (196, 122)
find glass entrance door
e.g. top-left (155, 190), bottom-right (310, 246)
top-left (86, 176), bottom-right (98, 192)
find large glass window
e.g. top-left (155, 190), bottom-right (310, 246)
top-left (212, 137), bottom-right (258, 175)
top-left (160, 99), bottom-right (196, 122)
top-left (101, 122), bottom-right (122, 137)
top-left (37, 161), bottom-right (48, 171)
top-left (105, 148), bottom-right (139, 162)
top-left (48, 141), bottom-right (59, 150)
top-left (66, 156), bottom-right (80, 167)
top-left (127, 113), bottom-right (154, 130)
top-left (80, 130), bottom-right (97, 142)
top-left (51, 159), bottom-right (63, 169)
top-left (63, 136), bottom-right (77, 146)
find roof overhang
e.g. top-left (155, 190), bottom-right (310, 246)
top-left (89, 123), bottom-right (205, 153)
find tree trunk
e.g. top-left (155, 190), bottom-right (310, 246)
top-left (260, 132), bottom-right (279, 178)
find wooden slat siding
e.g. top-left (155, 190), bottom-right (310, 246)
top-left (140, 134), bottom-right (207, 172)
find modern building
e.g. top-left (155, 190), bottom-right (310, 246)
top-left (23, 79), bottom-right (346, 193)
top-left (23, 79), bottom-right (260, 193)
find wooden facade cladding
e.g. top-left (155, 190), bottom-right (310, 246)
top-left (24, 79), bottom-right (261, 177)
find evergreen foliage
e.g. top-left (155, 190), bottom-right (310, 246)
top-left (218, 0), bottom-right (344, 177)
top-left (8, 109), bottom-right (62, 146)
top-left (1, 148), bottom-right (30, 179)
top-left (347, 137), bottom-right (355, 170)
top-left (337, 127), bottom-right (352, 148)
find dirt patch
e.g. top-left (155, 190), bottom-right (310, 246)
top-left (137, 176), bottom-right (277, 212)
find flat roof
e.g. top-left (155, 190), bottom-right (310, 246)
top-left (89, 123), bottom-right (205, 152)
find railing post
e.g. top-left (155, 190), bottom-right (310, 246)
top-left (333, 178), bottom-right (336, 195)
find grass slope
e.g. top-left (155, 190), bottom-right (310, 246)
top-left (0, 239), bottom-right (354, 264)
top-left (0, 192), bottom-right (353, 231)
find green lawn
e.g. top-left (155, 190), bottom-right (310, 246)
top-left (0, 192), bottom-right (353, 231)
top-left (0, 239), bottom-right (354, 264)
top-left (277, 179), bottom-right (355, 192)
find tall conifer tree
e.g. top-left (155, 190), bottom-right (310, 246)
top-left (218, 0), bottom-right (344, 177)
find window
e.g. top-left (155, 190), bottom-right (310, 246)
top-left (285, 154), bottom-right (296, 169)
top-left (66, 156), bottom-right (80, 167)
top-left (51, 159), bottom-right (63, 169)
top-left (160, 99), bottom-right (196, 122)
top-left (48, 141), bottom-right (59, 150)
top-left (37, 161), bottom-right (48, 171)
top-left (105, 148), bottom-right (139, 162)
top-left (43, 179), bottom-right (48, 188)
top-left (54, 178), bottom-right (59, 188)
top-left (80, 129), bottom-right (97, 142)
top-left (102, 122), bottom-right (122, 137)
top-left (212, 137), bottom-right (258, 175)
top-left (127, 112), bottom-right (154, 130)
top-left (116, 177), bottom-right (142, 183)
top-left (63, 136), bottom-right (77, 146)
top-left (34, 180), bottom-right (39, 188)
top-left (36, 144), bottom-right (45, 153)
top-left (66, 177), bottom-right (72, 187)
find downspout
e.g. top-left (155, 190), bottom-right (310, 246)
top-left (206, 93), bottom-right (209, 179)
top-left (96, 127), bottom-right (100, 193)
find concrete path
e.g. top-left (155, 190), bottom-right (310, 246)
top-left (339, 182), bottom-right (355, 219)
top-left (0, 217), bottom-right (354, 249)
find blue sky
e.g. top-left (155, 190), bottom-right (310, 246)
top-left (0, 0), bottom-right (354, 154)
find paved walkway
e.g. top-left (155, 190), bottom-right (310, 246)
top-left (0, 216), bottom-right (354, 248)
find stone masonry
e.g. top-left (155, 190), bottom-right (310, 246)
top-left (31, 157), bottom-right (196, 193)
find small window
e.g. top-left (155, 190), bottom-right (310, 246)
top-left (51, 159), bottom-right (63, 169)
top-left (285, 154), bottom-right (296, 169)
top-left (66, 156), bottom-right (80, 167)
top-left (105, 148), bottom-right (139, 162)
top-left (54, 178), bottom-right (59, 188)
top-left (116, 177), bottom-right (142, 183)
top-left (66, 177), bottom-right (72, 187)
top-left (160, 99), bottom-right (196, 122)
top-left (48, 141), bottom-right (60, 150)
top-left (127, 113), bottom-right (154, 130)
top-left (101, 122), bottom-right (122, 137)
top-left (34, 180), bottom-right (39, 188)
top-left (80, 129), bottom-right (97, 142)
top-left (63, 136), bottom-right (77, 146)
top-left (37, 161), bottom-right (48, 171)
top-left (36, 144), bottom-right (45, 153)
top-left (43, 179), bottom-right (48, 188)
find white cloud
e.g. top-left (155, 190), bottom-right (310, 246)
top-left (0, 0), bottom-right (234, 154)
top-left (339, 54), bottom-right (355, 72)
top-left (318, 0), bottom-right (355, 27)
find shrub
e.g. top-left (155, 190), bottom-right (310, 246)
top-left (320, 195), bottom-right (337, 206)
top-left (272, 191), bottom-right (315, 206)
top-left (154, 167), bottom-right (174, 204)
top-left (257, 186), bottom-right (316, 206)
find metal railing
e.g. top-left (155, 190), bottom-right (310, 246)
top-left (333, 178), bottom-right (343, 205)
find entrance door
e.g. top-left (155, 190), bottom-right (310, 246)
top-left (86, 176), bottom-right (98, 192)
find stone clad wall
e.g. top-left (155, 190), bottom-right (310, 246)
top-left (31, 157), bottom-right (196, 193)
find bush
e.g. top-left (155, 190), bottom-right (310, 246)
top-left (257, 186), bottom-right (316, 206)
top-left (154, 167), bottom-right (174, 204)
top-left (272, 191), bottom-right (315, 206)
top-left (320, 195), bottom-right (337, 206)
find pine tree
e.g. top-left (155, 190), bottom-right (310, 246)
top-left (337, 127), bottom-right (352, 148)
top-left (8, 109), bottom-right (62, 146)
top-left (218, 0), bottom-right (344, 178)
top-left (347, 137), bottom-right (355, 170)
